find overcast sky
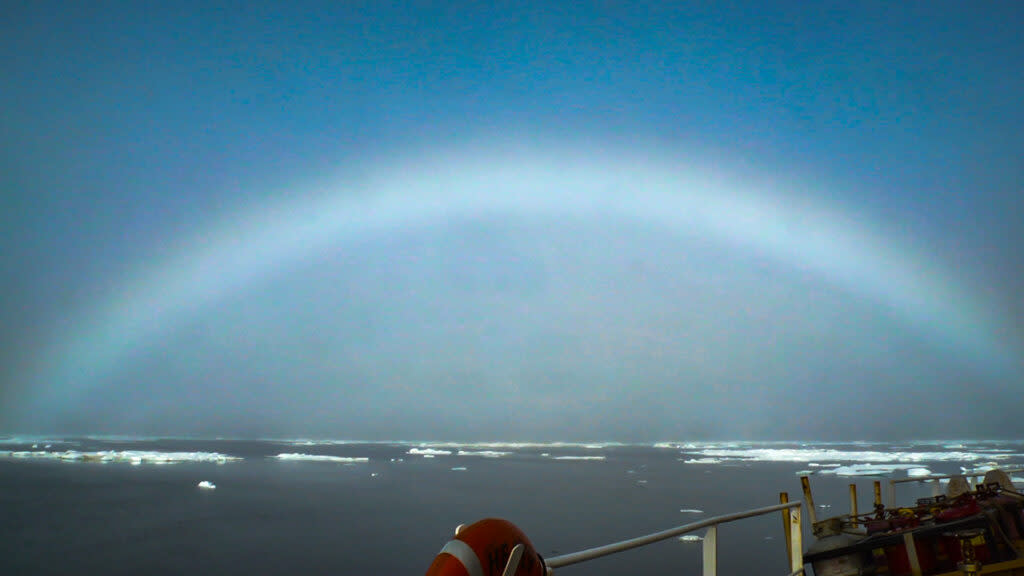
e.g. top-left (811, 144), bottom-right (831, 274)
top-left (2, 2), bottom-right (1021, 441)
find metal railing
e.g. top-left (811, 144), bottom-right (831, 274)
top-left (544, 501), bottom-right (804, 575)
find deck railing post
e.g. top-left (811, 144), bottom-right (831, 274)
top-left (789, 505), bottom-right (803, 575)
top-left (780, 492), bottom-right (792, 567)
top-left (702, 525), bottom-right (718, 576)
top-left (849, 484), bottom-right (858, 528)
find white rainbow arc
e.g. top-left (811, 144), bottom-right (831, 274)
top-left (16, 145), bottom-right (1014, 420)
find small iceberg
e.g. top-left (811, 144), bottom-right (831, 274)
top-left (197, 481), bottom-right (216, 490)
top-left (678, 535), bottom-right (703, 542)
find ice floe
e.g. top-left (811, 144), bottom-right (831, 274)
top-left (408, 448), bottom-right (452, 456)
top-left (682, 458), bottom-right (723, 464)
top-left (451, 467), bottom-right (468, 471)
top-left (456, 450), bottom-right (510, 458)
top-left (0, 450), bottom-right (240, 464)
top-left (409, 441), bottom-right (613, 452)
top-left (679, 509), bottom-right (704, 514)
top-left (552, 455), bottom-right (606, 461)
top-left (273, 453), bottom-right (369, 463)
top-left (678, 535), bottom-right (703, 542)
top-left (961, 463), bottom-right (1008, 474)
top-left (197, 481), bottom-right (216, 490)
top-left (687, 448), bottom-right (1012, 464)
top-left (819, 464), bottom-right (923, 477)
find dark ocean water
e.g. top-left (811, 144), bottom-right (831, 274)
top-left (2, 439), bottom-right (1021, 575)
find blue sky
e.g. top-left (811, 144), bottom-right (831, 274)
top-left (1, 2), bottom-right (1021, 439)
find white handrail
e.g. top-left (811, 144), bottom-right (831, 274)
top-left (544, 501), bottom-right (803, 575)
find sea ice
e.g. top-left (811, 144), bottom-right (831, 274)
top-left (688, 447), bottom-right (1013, 465)
top-left (197, 481), bottom-right (216, 490)
top-left (820, 463), bottom-right (921, 477)
top-left (408, 448), bottom-right (452, 456)
top-left (456, 450), bottom-right (509, 458)
top-left (273, 453), bottom-right (369, 463)
top-left (0, 449), bottom-right (240, 464)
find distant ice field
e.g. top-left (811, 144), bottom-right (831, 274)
top-left (2, 438), bottom-right (1023, 575)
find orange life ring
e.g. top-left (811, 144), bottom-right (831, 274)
top-left (425, 518), bottom-right (545, 576)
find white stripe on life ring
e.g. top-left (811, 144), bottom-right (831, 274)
top-left (439, 539), bottom-right (485, 576)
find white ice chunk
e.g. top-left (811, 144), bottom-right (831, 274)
top-left (456, 450), bottom-right (509, 458)
top-left (273, 453), bottom-right (369, 463)
top-left (197, 481), bottom-right (216, 490)
top-left (552, 455), bottom-right (605, 461)
top-left (678, 535), bottom-right (703, 542)
top-left (408, 448), bottom-right (452, 456)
